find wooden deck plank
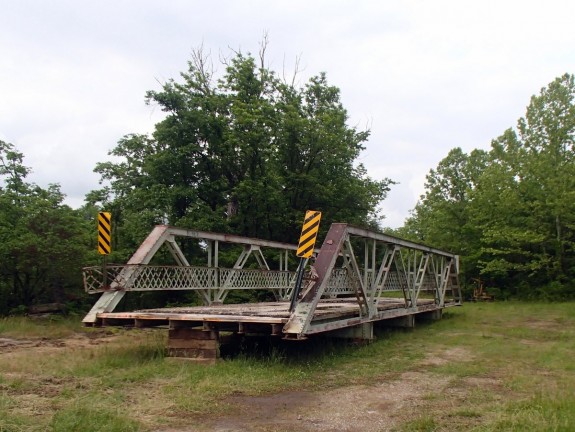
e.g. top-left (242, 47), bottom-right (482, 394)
top-left (97, 311), bottom-right (287, 324)
top-left (94, 298), bottom-right (452, 325)
top-left (94, 298), bottom-right (445, 328)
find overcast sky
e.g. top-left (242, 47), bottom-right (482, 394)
top-left (1, 0), bottom-right (574, 228)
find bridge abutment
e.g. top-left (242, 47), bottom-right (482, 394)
top-left (167, 326), bottom-right (220, 364)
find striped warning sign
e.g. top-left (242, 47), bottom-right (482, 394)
top-left (97, 212), bottom-right (112, 255)
top-left (296, 210), bottom-right (322, 258)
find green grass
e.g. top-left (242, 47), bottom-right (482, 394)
top-left (50, 404), bottom-right (141, 432)
top-left (399, 416), bottom-right (439, 432)
top-left (0, 315), bottom-right (90, 339)
top-left (1, 302), bottom-right (575, 430)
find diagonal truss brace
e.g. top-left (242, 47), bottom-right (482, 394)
top-left (214, 245), bottom-right (270, 304)
top-left (368, 245), bottom-right (399, 307)
top-left (342, 238), bottom-right (373, 317)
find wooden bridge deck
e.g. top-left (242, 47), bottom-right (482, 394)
top-left (95, 297), bottom-right (456, 334)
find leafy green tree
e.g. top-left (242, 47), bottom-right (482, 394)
top-left (403, 73), bottom-right (575, 299)
top-left (400, 147), bottom-right (488, 284)
top-left (467, 129), bottom-right (547, 296)
top-left (518, 74), bottom-right (575, 284)
top-left (89, 47), bottom-right (393, 251)
top-left (0, 140), bottom-right (92, 314)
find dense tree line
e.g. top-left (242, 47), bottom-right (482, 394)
top-left (399, 74), bottom-right (575, 300)
top-left (0, 47), bottom-right (392, 314)
top-left (0, 140), bottom-right (97, 315)
top-left (2, 46), bottom-right (573, 313)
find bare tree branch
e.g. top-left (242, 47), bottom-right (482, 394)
top-left (282, 53), bottom-right (304, 88)
top-left (259, 31), bottom-right (269, 70)
top-left (190, 43), bottom-right (214, 95)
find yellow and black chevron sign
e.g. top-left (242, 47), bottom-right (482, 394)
top-left (296, 210), bottom-right (322, 258)
top-left (97, 212), bottom-right (112, 255)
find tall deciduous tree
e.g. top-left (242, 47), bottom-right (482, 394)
top-left (518, 74), bottom-right (575, 283)
top-left (89, 47), bottom-right (393, 251)
top-left (402, 73), bottom-right (575, 299)
top-left (0, 140), bottom-right (93, 314)
top-left (399, 147), bottom-right (488, 282)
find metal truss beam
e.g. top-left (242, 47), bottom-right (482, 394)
top-left (83, 225), bottom-right (302, 323)
top-left (283, 223), bottom-right (460, 338)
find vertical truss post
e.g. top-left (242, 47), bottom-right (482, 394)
top-left (362, 239), bottom-right (377, 296)
top-left (414, 253), bottom-right (430, 303)
top-left (363, 240), bottom-right (369, 293)
top-left (435, 257), bottom-right (457, 307)
top-left (343, 237), bottom-right (373, 317)
top-left (371, 239), bottom-right (377, 289)
top-left (371, 245), bottom-right (398, 306)
top-left (398, 250), bottom-right (412, 307)
top-left (278, 250), bottom-right (294, 301)
top-left (207, 240), bottom-right (220, 303)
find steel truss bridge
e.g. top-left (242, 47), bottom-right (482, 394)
top-left (83, 224), bottom-right (461, 362)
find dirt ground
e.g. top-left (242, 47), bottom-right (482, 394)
top-left (0, 333), bottom-right (485, 432)
top-left (190, 348), bottom-right (478, 432)
top-left (196, 371), bottom-right (452, 432)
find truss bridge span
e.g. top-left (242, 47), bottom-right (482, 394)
top-left (83, 223), bottom-right (462, 362)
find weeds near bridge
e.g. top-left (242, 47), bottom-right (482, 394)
top-left (1, 302), bottom-right (575, 431)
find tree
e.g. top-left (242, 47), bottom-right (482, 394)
top-left (402, 73), bottom-right (575, 299)
top-left (467, 129), bottom-right (547, 296)
top-left (0, 140), bottom-right (92, 314)
top-left (89, 47), bottom-right (393, 251)
top-left (518, 74), bottom-right (575, 284)
top-left (400, 147), bottom-right (488, 283)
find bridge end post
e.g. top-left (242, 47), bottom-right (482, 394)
top-left (82, 291), bottom-right (126, 325)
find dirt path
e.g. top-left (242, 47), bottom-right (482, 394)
top-left (0, 331), bottom-right (120, 357)
top-left (1, 333), bottom-right (482, 432)
top-left (193, 371), bottom-right (451, 432)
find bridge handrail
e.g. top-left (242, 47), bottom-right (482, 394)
top-left (82, 264), bottom-right (299, 294)
top-left (82, 264), bottom-right (433, 296)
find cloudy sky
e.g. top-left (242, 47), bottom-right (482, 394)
top-left (1, 0), bottom-right (574, 228)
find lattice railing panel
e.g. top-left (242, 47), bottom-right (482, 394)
top-left (83, 265), bottom-right (295, 294)
top-left (83, 266), bottom-right (126, 294)
top-left (218, 268), bottom-right (294, 290)
top-left (323, 269), bottom-right (408, 296)
top-left (83, 263), bottom-right (457, 299)
top-left (380, 271), bottom-right (404, 292)
top-left (324, 269), bottom-right (354, 295)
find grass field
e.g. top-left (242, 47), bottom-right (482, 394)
top-left (1, 302), bottom-right (574, 431)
